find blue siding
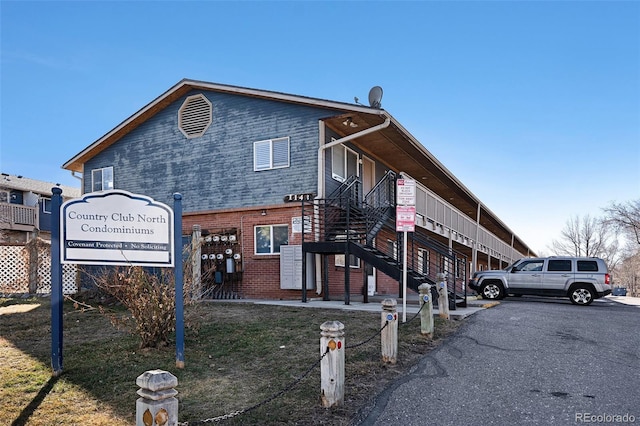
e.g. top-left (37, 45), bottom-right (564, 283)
top-left (85, 90), bottom-right (342, 211)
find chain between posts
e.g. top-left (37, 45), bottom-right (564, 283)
top-left (178, 301), bottom-right (427, 425)
top-left (179, 347), bottom-right (331, 425)
top-left (345, 320), bottom-right (389, 350)
top-left (400, 300), bottom-right (426, 326)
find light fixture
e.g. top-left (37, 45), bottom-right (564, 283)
top-left (342, 117), bottom-right (358, 128)
top-left (261, 209), bottom-right (267, 216)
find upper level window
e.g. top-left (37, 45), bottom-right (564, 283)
top-left (92, 167), bottom-right (114, 192)
top-left (43, 198), bottom-right (52, 214)
top-left (331, 143), bottom-right (358, 182)
top-left (254, 137), bottom-right (290, 171)
top-left (255, 224), bottom-right (288, 254)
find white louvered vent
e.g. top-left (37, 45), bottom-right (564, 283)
top-left (179, 94), bottom-right (212, 138)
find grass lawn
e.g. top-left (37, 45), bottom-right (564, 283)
top-left (1, 295), bottom-right (462, 425)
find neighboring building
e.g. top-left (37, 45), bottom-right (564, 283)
top-left (0, 173), bottom-right (81, 243)
top-left (62, 79), bottom-right (535, 303)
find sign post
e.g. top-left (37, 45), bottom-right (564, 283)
top-left (51, 188), bottom-right (63, 376)
top-left (396, 178), bottom-right (416, 323)
top-left (173, 193), bottom-right (185, 368)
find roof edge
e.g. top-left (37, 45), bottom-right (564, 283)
top-left (63, 79), bottom-right (384, 172)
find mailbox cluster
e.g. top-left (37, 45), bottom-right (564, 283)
top-left (200, 230), bottom-right (242, 299)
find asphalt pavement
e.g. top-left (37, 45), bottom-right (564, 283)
top-left (352, 295), bottom-right (640, 425)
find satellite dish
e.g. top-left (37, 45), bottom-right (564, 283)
top-left (368, 86), bottom-right (383, 109)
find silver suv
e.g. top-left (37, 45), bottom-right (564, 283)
top-left (469, 257), bottom-right (611, 306)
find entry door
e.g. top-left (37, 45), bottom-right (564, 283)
top-left (362, 156), bottom-right (376, 197)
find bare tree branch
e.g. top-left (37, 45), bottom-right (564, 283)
top-left (603, 199), bottom-right (640, 245)
top-left (549, 214), bottom-right (620, 270)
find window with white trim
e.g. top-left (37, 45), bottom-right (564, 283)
top-left (254, 137), bottom-right (290, 171)
top-left (387, 239), bottom-right (398, 261)
top-left (43, 198), bottom-right (52, 214)
top-left (335, 254), bottom-right (360, 268)
top-left (255, 224), bottom-right (288, 254)
top-left (418, 248), bottom-right (430, 275)
top-left (91, 166), bottom-right (114, 192)
top-left (331, 141), bottom-right (358, 182)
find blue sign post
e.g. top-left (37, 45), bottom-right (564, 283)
top-left (51, 188), bottom-right (63, 376)
top-left (173, 193), bottom-right (185, 368)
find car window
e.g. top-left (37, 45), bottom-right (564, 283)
top-left (548, 260), bottom-right (572, 272)
top-left (577, 261), bottom-right (599, 272)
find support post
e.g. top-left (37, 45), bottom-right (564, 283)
top-left (436, 272), bottom-right (450, 320)
top-left (320, 321), bottom-right (345, 407)
top-left (50, 187), bottom-right (63, 376)
top-left (136, 370), bottom-right (178, 426)
top-left (191, 225), bottom-right (201, 300)
top-left (402, 231), bottom-right (408, 322)
top-left (381, 299), bottom-right (398, 364)
top-left (174, 193), bottom-right (185, 369)
top-left (418, 283), bottom-right (434, 338)
top-left (344, 202), bottom-right (350, 305)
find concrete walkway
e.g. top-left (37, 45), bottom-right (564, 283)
top-left (208, 296), bottom-right (488, 320)
top-left (606, 294), bottom-right (640, 306)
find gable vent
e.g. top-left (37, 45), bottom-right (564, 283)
top-left (179, 94), bottom-right (212, 138)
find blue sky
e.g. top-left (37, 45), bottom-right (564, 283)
top-left (1, 0), bottom-right (638, 254)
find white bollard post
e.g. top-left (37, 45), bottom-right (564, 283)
top-left (418, 283), bottom-right (434, 338)
top-left (136, 369), bottom-right (178, 426)
top-left (381, 299), bottom-right (398, 364)
top-left (320, 321), bottom-right (345, 407)
top-left (436, 272), bottom-right (450, 320)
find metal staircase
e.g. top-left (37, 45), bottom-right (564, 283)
top-left (302, 171), bottom-right (467, 307)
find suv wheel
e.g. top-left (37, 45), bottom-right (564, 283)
top-left (481, 282), bottom-right (504, 300)
top-left (569, 286), bottom-right (594, 306)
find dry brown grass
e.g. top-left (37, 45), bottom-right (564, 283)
top-left (0, 296), bottom-right (462, 425)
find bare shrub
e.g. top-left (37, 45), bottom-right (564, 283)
top-left (92, 266), bottom-right (176, 348)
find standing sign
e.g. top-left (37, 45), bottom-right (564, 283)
top-left (396, 178), bottom-right (416, 323)
top-left (51, 189), bottom-right (184, 376)
top-left (61, 190), bottom-right (174, 267)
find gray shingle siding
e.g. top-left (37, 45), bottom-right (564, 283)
top-left (84, 90), bottom-right (340, 211)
